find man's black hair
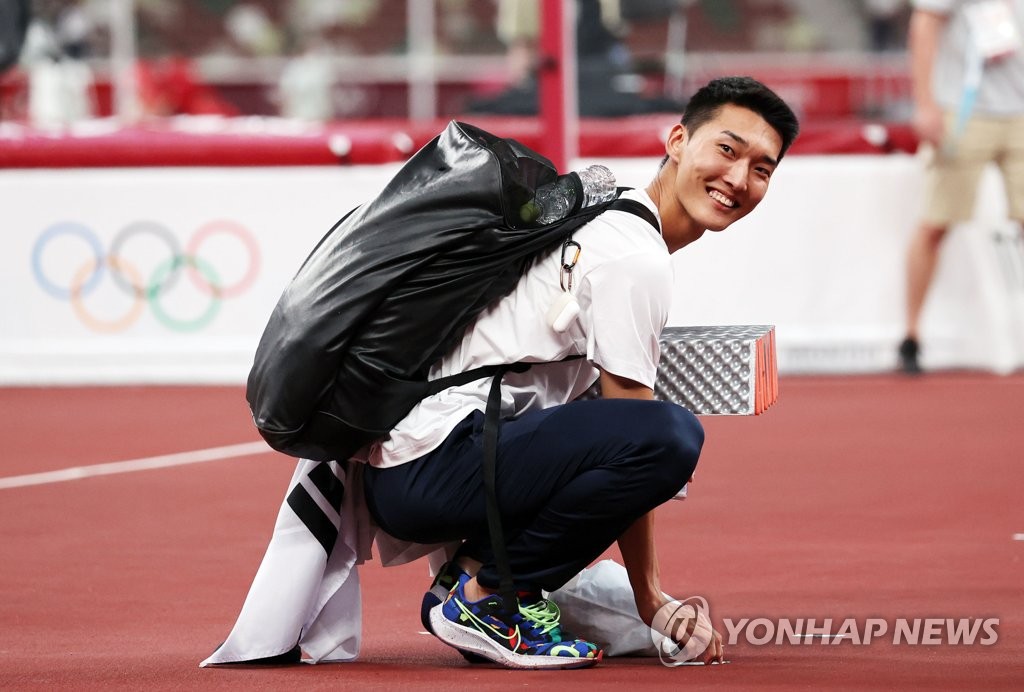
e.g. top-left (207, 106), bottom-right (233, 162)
top-left (663, 76), bottom-right (800, 166)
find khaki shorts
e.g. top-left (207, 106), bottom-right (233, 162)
top-left (920, 112), bottom-right (1024, 225)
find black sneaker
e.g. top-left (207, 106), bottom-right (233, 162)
top-left (898, 337), bottom-right (922, 374)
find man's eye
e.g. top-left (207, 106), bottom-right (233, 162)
top-left (718, 143), bottom-right (733, 154)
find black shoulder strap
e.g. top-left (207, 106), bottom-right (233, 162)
top-left (605, 197), bottom-right (660, 234)
top-left (424, 361), bottom-right (531, 396)
top-left (482, 367), bottom-right (518, 612)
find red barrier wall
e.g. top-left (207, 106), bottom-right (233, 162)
top-left (0, 115), bottom-right (917, 168)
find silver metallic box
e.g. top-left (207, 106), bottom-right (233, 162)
top-left (583, 325), bottom-right (779, 415)
top-left (654, 325), bottom-right (778, 415)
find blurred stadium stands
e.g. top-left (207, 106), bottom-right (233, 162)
top-left (1, 0), bottom-right (913, 125)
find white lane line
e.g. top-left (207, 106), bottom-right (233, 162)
top-left (0, 441), bottom-right (272, 490)
top-left (1014, 534), bottom-right (1024, 541)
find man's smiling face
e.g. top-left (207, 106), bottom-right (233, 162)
top-left (668, 103), bottom-right (783, 233)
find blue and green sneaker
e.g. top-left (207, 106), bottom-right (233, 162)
top-left (429, 573), bottom-right (601, 669)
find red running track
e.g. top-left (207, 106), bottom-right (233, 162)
top-left (1, 375), bottom-right (1022, 690)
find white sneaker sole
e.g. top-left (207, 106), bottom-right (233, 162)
top-left (428, 603), bottom-right (599, 670)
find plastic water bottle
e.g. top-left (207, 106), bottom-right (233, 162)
top-left (520, 164), bottom-right (617, 225)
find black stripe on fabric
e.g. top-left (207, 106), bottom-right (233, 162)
top-left (286, 484), bottom-right (338, 556)
top-left (308, 462), bottom-right (345, 513)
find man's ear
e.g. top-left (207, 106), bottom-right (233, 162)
top-left (665, 123), bottom-right (688, 164)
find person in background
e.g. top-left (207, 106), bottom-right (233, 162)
top-left (135, 54), bottom-right (239, 117)
top-left (276, 31), bottom-right (334, 121)
top-left (899, 0), bottom-right (1024, 373)
top-left (0, 0), bottom-right (30, 75)
top-left (471, 0), bottom-right (682, 116)
top-left (862, 0), bottom-right (910, 51)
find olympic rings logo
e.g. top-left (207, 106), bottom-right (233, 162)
top-left (31, 219), bottom-right (260, 333)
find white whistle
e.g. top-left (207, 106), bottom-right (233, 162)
top-left (547, 291), bottom-right (580, 333)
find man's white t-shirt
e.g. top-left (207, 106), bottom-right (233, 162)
top-left (369, 188), bottom-right (672, 468)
